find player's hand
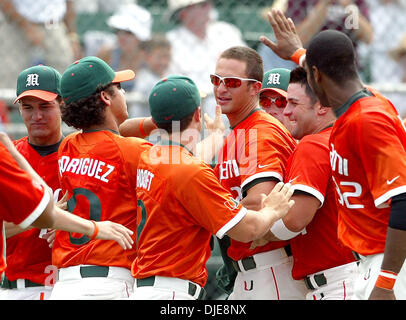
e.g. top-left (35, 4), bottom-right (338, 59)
top-left (262, 182), bottom-right (294, 219)
top-left (369, 287), bottom-right (396, 300)
top-left (250, 231), bottom-right (278, 249)
top-left (204, 105), bottom-right (225, 135)
top-left (41, 229), bottom-right (56, 248)
top-left (260, 9), bottom-right (303, 60)
top-left (56, 191), bottom-right (68, 210)
top-left (93, 221), bottom-right (134, 250)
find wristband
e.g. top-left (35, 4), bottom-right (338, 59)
top-left (375, 269), bottom-right (397, 290)
top-left (270, 218), bottom-right (302, 240)
top-left (90, 220), bottom-right (99, 240)
top-left (290, 48), bottom-right (306, 66)
top-left (139, 118), bottom-right (147, 138)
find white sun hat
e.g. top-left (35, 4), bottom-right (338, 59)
top-left (107, 4), bottom-right (152, 41)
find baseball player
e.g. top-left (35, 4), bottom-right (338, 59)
top-left (259, 68), bottom-right (293, 133)
top-left (252, 66), bottom-right (358, 300)
top-left (131, 75), bottom-right (295, 300)
top-left (212, 46), bottom-right (307, 300)
top-left (0, 65), bottom-right (64, 300)
top-left (50, 56), bottom-right (152, 300)
top-left (0, 132), bottom-right (134, 281)
top-left (262, 9), bottom-right (406, 300)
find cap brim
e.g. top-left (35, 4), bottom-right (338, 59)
top-left (13, 90), bottom-right (58, 104)
top-left (113, 70), bottom-right (136, 83)
top-left (259, 88), bottom-right (287, 98)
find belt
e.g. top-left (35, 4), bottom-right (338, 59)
top-left (352, 251), bottom-right (362, 261)
top-left (1, 276), bottom-right (43, 289)
top-left (136, 276), bottom-right (206, 300)
top-left (304, 274), bottom-right (327, 290)
top-left (58, 265), bottom-right (132, 282)
top-left (232, 245), bottom-right (292, 273)
top-left (304, 261), bottom-right (359, 290)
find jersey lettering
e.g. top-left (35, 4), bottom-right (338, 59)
top-left (137, 169), bottom-right (154, 191)
top-left (330, 144), bottom-right (348, 176)
top-left (332, 177), bottom-right (364, 209)
top-left (218, 160), bottom-right (240, 180)
top-left (58, 156), bottom-right (115, 183)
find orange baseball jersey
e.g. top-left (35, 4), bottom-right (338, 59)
top-left (286, 127), bottom-right (355, 280)
top-left (5, 137), bottom-right (62, 285)
top-left (214, 109), bottom-right (297, 261)
top-left (0, 143), bottom-right (50, 277)
top-left (53, 130), bottom-right (151, 269)
top-left (131, 141), bottom-right (248, 287)
top-left (330, 88), bottom-right (406, 255)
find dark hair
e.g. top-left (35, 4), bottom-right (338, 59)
top-left (289, 67), bottom-right (318, 105)
top-left (154, 110), bottom-right (195, 134)
top-left (219, 46), bottom-right (264, 82)
top-left (306, 30), bottom-right (358, 85)
top-left (61, 83), bottom-right (116, 130)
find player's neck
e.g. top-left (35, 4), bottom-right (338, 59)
top-left (227, 101), bottom-right (259, 129)
top-left (326, 78), bottom-right (364, 110)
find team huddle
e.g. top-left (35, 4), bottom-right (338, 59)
top-left (1, 9), bottom-right (406, 301)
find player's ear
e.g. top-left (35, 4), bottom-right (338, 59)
top-left (100, 90), bottom-right (112, 106)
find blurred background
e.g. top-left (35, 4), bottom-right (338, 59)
top-left (1, 0), bottom-right (406, 299)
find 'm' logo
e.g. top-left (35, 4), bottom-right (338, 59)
top-left (26, 74), bottom-right (40, 87)
top-left (267, 73), bottom-right (280, 85)
top-left (224, 197), bottom-right (239, 211)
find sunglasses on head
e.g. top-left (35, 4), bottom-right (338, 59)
top-left (210, 74), bottom-right (259, 88)
top-left (259, 95), bottom-right (287, 109)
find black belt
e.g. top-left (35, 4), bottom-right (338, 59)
top-left (232, 245), bottom-right (292, 272)
top-left (352, 251), bottom-right (362, 261)
top-left (136, 276), bottom-right (206, 300)
top-left (1, 276), bottom-right (43, 289)
top-left (304, 273), bottom-right (327, 290)
top-left (58, 266), bottom-right (110, 279)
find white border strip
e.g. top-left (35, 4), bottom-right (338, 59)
top-left (216, 207), bottom-right (248, 239)
top-left (18, 189), bottom-right (51, 229)
top-left (375, 186), bottom-right (406, 208)
top-left (241, 171), bottom-right (283, 190)
top-left (291, 184), bottom-right (325, 207)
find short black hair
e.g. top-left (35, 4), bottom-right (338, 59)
top-left (306, 30), bottom-right (358, 85)
top-left (154, 110), bottom-right (195, 134)
top-left (289, 66), bottom-right (318, 105)
top-left (61, 83), bottom-right (116, 130)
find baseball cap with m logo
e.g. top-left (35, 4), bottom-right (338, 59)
top-left (14, 65), bottom-right (62, 104)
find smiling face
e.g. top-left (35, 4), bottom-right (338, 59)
top-left (19, 96), bottom-right (62, 145)
top-left (283, 83), bottom-right (319, 140)
top-left (213, 58), bottom-right (259, 116)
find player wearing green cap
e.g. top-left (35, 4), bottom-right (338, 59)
top-left (50, 56), bottom-right (151, 300)
top-left (130, 74), bottom-right (295, 300)
top-left (0, 65), bottom-right (64, 300)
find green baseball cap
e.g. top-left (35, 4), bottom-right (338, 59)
top-left (61, 56), bottom-right (135, 104)
top-left (260, 68), bottom-right (291, 98)
top-left (149, 75), bottom-right (201, 123)
top-left (14, 65), bottom-right (61, 104)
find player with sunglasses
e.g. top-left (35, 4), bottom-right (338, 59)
top-left (259, 68), bottom-right (293, 133)
top-left (212, 46), bottom-right (306, 300)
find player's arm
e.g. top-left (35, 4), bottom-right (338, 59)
top-left (241, 180), bottom-right (277, 211)
top-left (226, 182), bottom-right (294, 243)
top-left (4, 222), bottom-right (33, 238)
top-left (119, 117), bottom-right (157, 138)
top-left (250, 192), bottom-right (320, 248)
top-left (369, 193), bottom-right (406, 300)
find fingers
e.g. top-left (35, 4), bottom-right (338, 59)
top-left (259, 35), bottom-right (277, 51)
top-left (215, 105), bottom-right (222, 119)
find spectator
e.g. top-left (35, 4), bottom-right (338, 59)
top-left (98, 3), bottom-right (152, 92)
top-left (368, 0), bottom-right (406, 84)
top-left (165, 0), bottom-right (246, 120)
top-left (0, 0), bottom-right (81, 89)
top-left (285, 0), bottom-right (373, 72)
top-left (389, 33), bottom-right (406, 83)
top-left (132, 35), bottom-right (171, 117)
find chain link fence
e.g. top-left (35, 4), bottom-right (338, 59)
top-left (1, 0), bottom-right (406, 299)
